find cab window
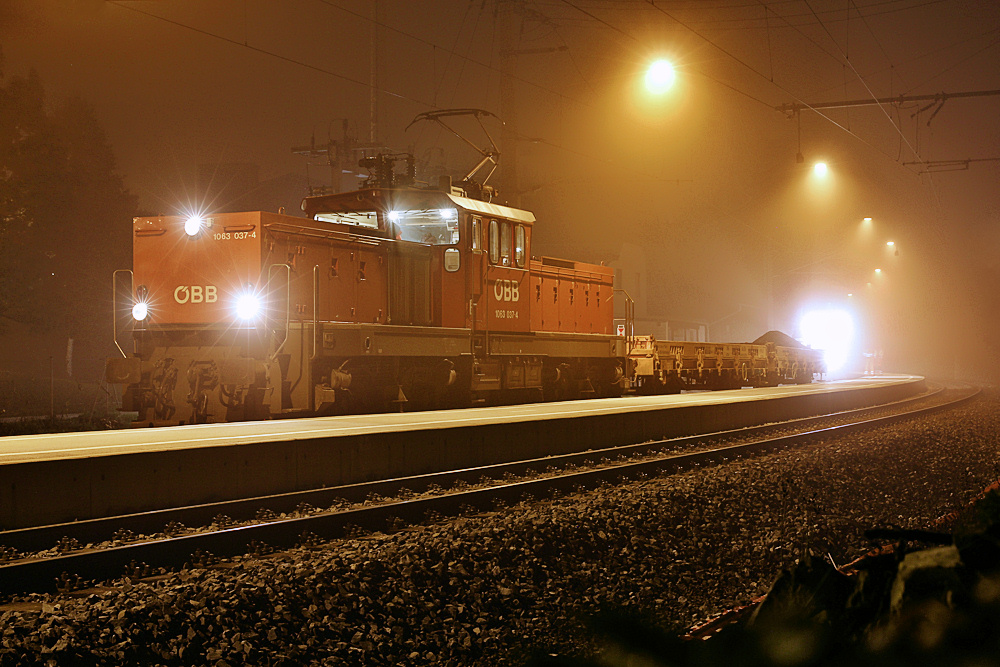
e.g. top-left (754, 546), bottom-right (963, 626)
top-left (472, 216), bottom-right (482, 251)
top-left (387, 208), bottom-right (458, 244)
top-left (500, 222), bottom-right (512, 266)
top-left (489, 219), bottom-right (499, 264)
top-left (515, 225), bottom-right (526, 268)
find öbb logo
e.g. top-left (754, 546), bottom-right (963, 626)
top-left (173, 285), bottom-right (218, 304)
top-left (493, 279), bottom-right (519, 302)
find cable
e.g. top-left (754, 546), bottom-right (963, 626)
top-left (850, 0), bottom-right (908, 91)
top-left (107, 1), bottom-right (432, 107)
top-left (311, 0), bottom-right (580, 105)
top-left (905, 33), bottom-right (1000, 94)
top-left (802, 0), bottom-right (921, 163)
top-left (534, 0), bottom-right (948, 31)
top-left (629, 0), bottom-right (931, 166)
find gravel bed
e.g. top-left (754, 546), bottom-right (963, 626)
top-left (1, 389), bottom-right (998, 665)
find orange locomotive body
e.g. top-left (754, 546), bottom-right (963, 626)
top-left (107, 181), bottom-right (624, 426)
top-left (107, 107), bottom-right (823, 426)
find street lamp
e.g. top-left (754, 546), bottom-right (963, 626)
top-left (645, 59), bottom-right (676, 94)
top-left (813, 162), bottom-right (828, 178)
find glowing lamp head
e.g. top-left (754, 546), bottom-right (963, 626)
top-left (235, 292), bottom-right (261, 321)
top-left (387, 211), bottom-right (400, 223)
top-left (645, 59), bottom-right (676, 94)
top-left (813, 162), bottom-right (828, 178)
top-left (184, 216), bottom-right (203, 236)
top-left (132, 301), bottom-right (149, 321)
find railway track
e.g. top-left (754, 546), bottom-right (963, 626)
top-left (0, 382), bottom-right (978, 596)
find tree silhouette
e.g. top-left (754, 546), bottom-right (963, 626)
top-left (0, 65), bottom-right (137, 344)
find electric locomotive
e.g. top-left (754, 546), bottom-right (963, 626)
top-left (106, 164), bottom-right (623, 425)
top-left (105, 110), bottom-right (822, 426)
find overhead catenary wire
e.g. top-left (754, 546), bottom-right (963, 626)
top-left (801, 0), bottom-right (922, 163)
top-left (107, 1), bottom-right (432, 108)
top-left (533, 0), bottom-right (949, 31)
top-left (105, 1), bottom-right (647, 178)
top-left (567, 0), bottom-right (911, 166)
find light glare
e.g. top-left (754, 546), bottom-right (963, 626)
top-left (132, 301), bottom-right (148, 321)
top-left (799, 308), bottom-right (855, 375)
top-left (184, 217), bottom-right (203, 236)
top-left (235, 292), bottom-right (261, 320)
top-left (645, 59), bottom-right (676, 94)
top-left (813, 162), bottom-right (828, 177)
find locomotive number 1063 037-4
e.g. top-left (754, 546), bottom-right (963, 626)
top-left (213, 231), bottom-right (256, 241)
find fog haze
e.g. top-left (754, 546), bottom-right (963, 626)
top-left (3, 0), bottom-right (999, 382)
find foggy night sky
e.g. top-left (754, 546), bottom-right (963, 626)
top-left (2, 0), bottom-right (1000, 380)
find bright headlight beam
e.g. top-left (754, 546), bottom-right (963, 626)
top-left (132, 301), bottom-right (149, 321)
top-left (235, 292), bottom-right (261, 320)
top-left (799, 308), bottom-right (855, 375)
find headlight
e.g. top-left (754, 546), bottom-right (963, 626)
top-left (184, 216), bottom-right (203, 236)
top-left (132, 301), bottom-right (149, 321)
top-left (235, 292), bottom-right (261, 320)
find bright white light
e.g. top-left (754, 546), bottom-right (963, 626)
top-left (235, 292), bottom-right (261, 320)
top-left (875, 268), bottom-right (882, 274)
top-left (645, 59), bottom-right (676, 94)
top-left (438, 208), bottom-right (457, 220)
top-left (813, 162), bottom-right (828, 177)
top-left (387, 211), bottom-right (400, 223)
top-left (799, 308), bottom-right (855, 375)
top-left (886, 240), bottom-right (895, 247)
top-left (863, 217), bottom-right (872, 223)
top-left (184, 216), bottom-right (203, 236)
top-left (132, 301), bottom-right (148, 321)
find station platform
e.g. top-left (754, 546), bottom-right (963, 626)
top-left (0, 375), bottom-right (924, 530)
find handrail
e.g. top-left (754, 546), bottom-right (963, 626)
top-left (613, 288), bottom-right (635, 352)
top-left (112, 269), bottom-right (133, 358)
top-left (310, 265), bottom-right (320, 362)
top-left (267, 263), bottom-right (291, 361)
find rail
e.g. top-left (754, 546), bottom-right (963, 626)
top-left (0, 383), bottom-right (975, 595)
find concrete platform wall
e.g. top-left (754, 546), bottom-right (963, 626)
top-left (1, 378), bottom-right (925, 530)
